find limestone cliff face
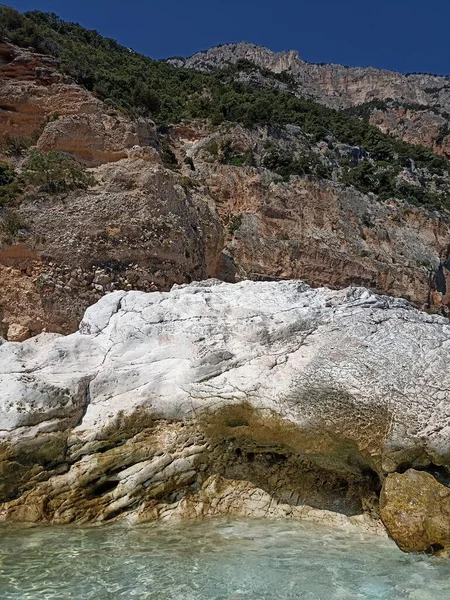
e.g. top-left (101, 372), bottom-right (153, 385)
top-left (180, 124), bottom-right (450, 311)
top-left (369, 106), bottom-right (450, 160)
top-left (0, 280), bottom-right (449, 552)
top-left (2, 118), bottom-right (450, 338)
top-left (173, 42), bottom-right (450, 154)
top-left (175, 42), bottom-right (450, 112)
top-left (0, 148), bottom-right (224, 337)
top-left (169, 42), bottom-right (304, 74)
top-left (0, 43), bottom-right (225, 336)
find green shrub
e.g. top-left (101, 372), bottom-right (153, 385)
top-left (184, 156), bottom-right (195, 170)
top-left (159, 141), bottom-right (179, 170)
top-left (203, 140), bottom-right (219, 158)
top-left (436, 124), bottom-right (450, 146)
top-left (340, 161), bottom-right (378, 194)
top-left (0, 209), bottom-right (28, 238)
top-left (0, 163), bottom-right (20, 206)
top-left (22, 150), bottom-right (95, 193)
top-left (0, 183), bottom-right (21, 207)
top-left (0, 135), bottom-right (34, 157)
top-left (0, 163), bottom-right (15, 186)
top-left (228, 213), bottom-right (243, 233)
top-left (228, 155), bottom-right (246, 167)
top-left (180, 176), bottom-right (199, 190)
top-left (262, 147), bottom-right (330, 180)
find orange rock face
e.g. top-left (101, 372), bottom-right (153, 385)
top-left (199, 158), bottom-right (450, 307)
top-left (0, 42), bottom-right (154, 166)
top-left (370, 107), bottom-right (450, 160)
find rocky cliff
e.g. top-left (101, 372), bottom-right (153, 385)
top-left (1, 8), bottom-right (450, 554)
top-left (1, 37), bottom-right (450, 339)
top-left (0, 7), bottom-right (450, 332)
top-left (0, 42), bottom-right (154, 166)
top-left (171, 42), bottom-right (450, 157)
top-left (173, 42), bottom-right (450, 112)
top-left (0, 43), bottom-right (226, 337)
top-left (1, 280), bottom-right (450, 553)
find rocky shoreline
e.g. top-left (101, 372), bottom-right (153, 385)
top-left (1, 279), bottom-right (449, 553)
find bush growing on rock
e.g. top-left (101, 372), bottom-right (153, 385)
top-left (0, 163), bottom-right (15, 187)
top-left (262, 146), bottom-right (331, 180)
top-left (23, 150), bottom-right (95, 193)
top-left (0, 163), bottom-right (21, 207)
top-left (0, 208), bottom-right (28, 240)
top-left (159, 142), bottom-right (179, 170)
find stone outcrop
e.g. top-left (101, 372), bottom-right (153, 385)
top-left (174, 42), bottom-right (450, 113)
top-left (169, 43), bottom-right (304, 74)
top-left (0, 148), bottom-right (224, 336)
top-left (0, 279), bottom-right (449, 551)
top-left (182, 124), bottom-right (450, 310)
top-left (369, 106), bottom-right (450, 160)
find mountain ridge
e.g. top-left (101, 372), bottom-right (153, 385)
top-left (169, 41), bottom-right (450, 159)
top-left (170, 41), bottom-right (450, 79)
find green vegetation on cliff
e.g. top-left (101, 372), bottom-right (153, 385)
top-left (0, 5), bottom-right (449, 208)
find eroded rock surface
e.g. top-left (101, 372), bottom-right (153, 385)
top-left (0, 148), bottom-right (224, 336)
top-left (174, 43), bottom-right (450, 112)
top-left (2, 40), bottom-right (450, 336)
top-left (0, 279), bottom-right (449, 549)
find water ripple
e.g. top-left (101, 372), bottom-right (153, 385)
top-left (1, 519), bottom-right (450, 599)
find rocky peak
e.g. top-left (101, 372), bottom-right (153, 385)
top-left (168, 42), bottom-right (304, 73)
top-left (175, 42), bottom-right (450, 112)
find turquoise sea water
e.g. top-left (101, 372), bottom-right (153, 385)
top-left (1, 518), bottom-right (450, 599)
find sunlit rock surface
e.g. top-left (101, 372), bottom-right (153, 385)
top-left (0, 280), bottom-right (449, 550)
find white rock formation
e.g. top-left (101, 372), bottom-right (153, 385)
top-left (0, 280), bottom-right (449, 540)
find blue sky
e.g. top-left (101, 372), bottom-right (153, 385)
top-left (5, 0), bottom-right (450, 75)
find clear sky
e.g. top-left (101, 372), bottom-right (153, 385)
top-left (4, 0), bottom-right (450, 75)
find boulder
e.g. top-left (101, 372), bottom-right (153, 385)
top-left (380, 470), bottom-right (450, 553)
top-left (6, 323), bottom-right (30, 342)
top-left (37, 114), bottom-right (156, 167)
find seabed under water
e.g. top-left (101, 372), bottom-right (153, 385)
top-left (1, 518), bottom-right (450, 599)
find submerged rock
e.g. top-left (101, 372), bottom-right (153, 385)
top-left (0, 279), bottom-right (449, 549)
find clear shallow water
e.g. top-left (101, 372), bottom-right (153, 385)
top-left (1, 519), bottom-right (450, 600)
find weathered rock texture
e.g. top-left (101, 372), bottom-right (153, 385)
top-left (172, 42), bottom-right (450, 112)
top-left (0, 280), bottom-right (449, 551)
top-left (2, 42), bottom-right (450, 338)
top-left (0, 147), bottom-right (224, 336)
top-left (369, 106), bottom-right (450, 160)
top-left (176, 124), bottom-right (450, 310)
